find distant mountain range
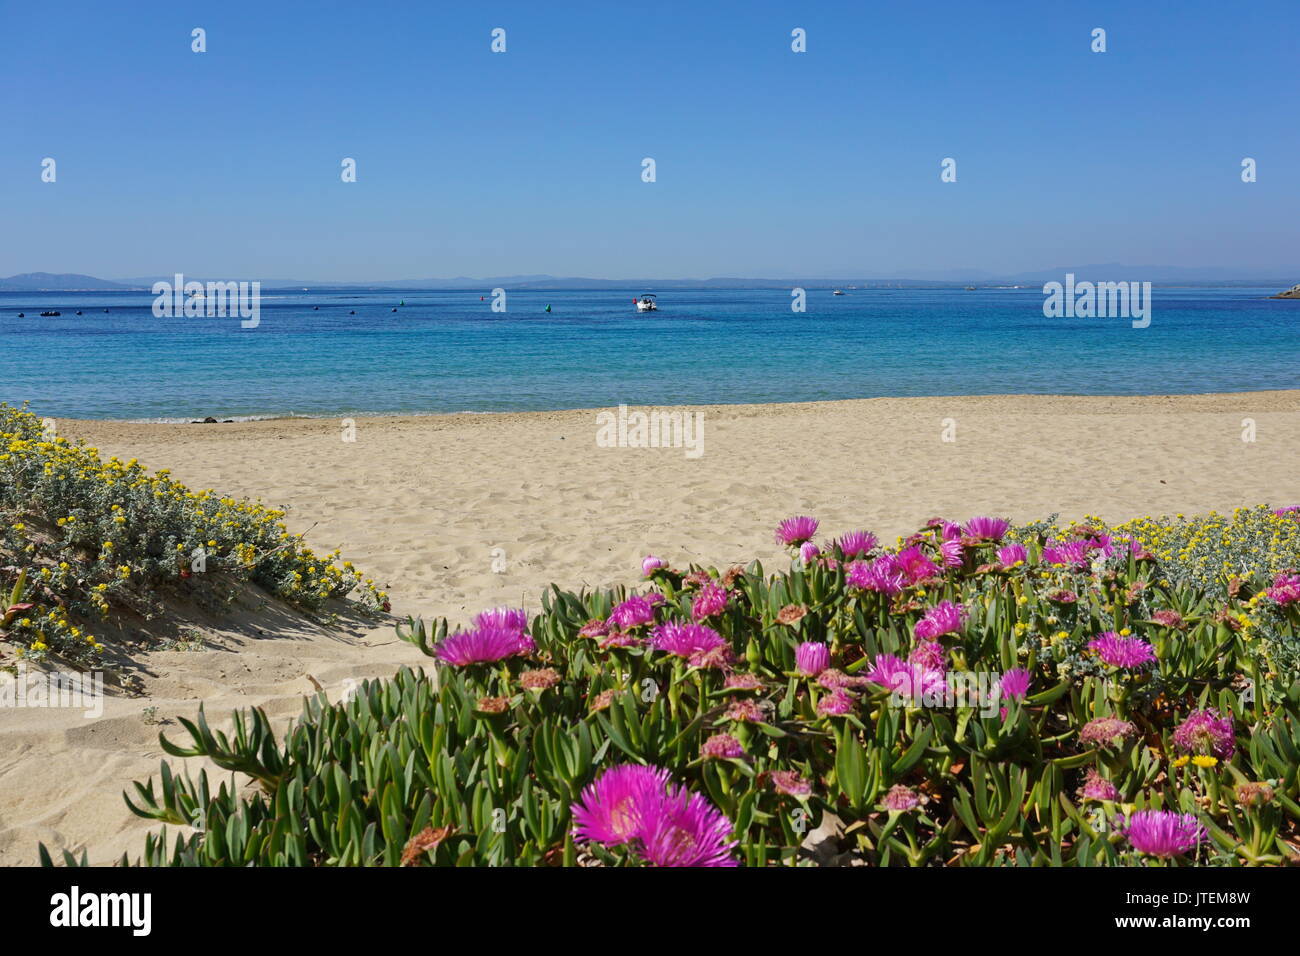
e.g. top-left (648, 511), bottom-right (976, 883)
top-left (1, 268), bottom-right (1295, 292)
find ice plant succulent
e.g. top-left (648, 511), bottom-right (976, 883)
top-left (794, 641), bottom-right (830, 677)
top-left (570, 764), bottom-right (737, 867)
top-left (914, 601), bottom-right (965, 640)
top-left (1087, 632), bottom-right (1156, 669)
top-left (835, 530), bottom-right (878, 558)
top-left (1122, 810), bottom-right (1205, 859)
top-left (1172, 708), bottom-right (1236, 761)
top-left (433, 623), bottom-right (532, 666)
top-left (774, 515), bottom-right (819, 547)
top-left (963, 516), bottom-right (1010, 541)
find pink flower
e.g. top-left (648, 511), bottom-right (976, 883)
top-left (770, 771), bottom-right (812, 797)
top-left (724, 673), bottom-right (764, 691)
top-left (1080, 717), bottom-right (1138, 749)
top-left (1087, 632), bottom-right (1156, 669)
top-left (1123, 810), bottom-right (1205, 859)
top-left (702, 733), bottom-right (746, 760)
top-left (816, 689), bottom-right (856, 716)
top-left (914, 601), bottom-right (965, 640)
top-left (908, 640), bottom-right (946, 673)
top-left (774, 516), bottom-right (819, 547)
top-left (996, 543), bottom-right (1028, 567)
top-left (1041, 540), bottom-right (1091, 570)
top-left (641, 555), bottom-right (666, 576)
top-left (725, 699), bottom-right (765, 723)
top-left (896, 546), bottom-right (940, 584)
top-left (939, 538), bottom-right (964, 568)
top-left (880, 784), bottom-right (921, 811)
top-left (794, 641), bottom-right (831, 676)
top-left (433, 623), bottom-right (532, 666)
top-left (1172, 708), bottom-right (1235, 760)
top-left (578, 618), bottom-right (610, 639)
top-left (846, 555), bottom-right (904, 595)
top-left (864, 653), bottom-right (947, 698)
top-left (799, 541), bottom-right (820, 565)
top-left (963, 516), bottom-right (1010, 541)
top-left (691, 581), bottom-right (730, 620)
top-left (1267, 573), bottom-right (1300, 606)
top-left (998, 667), bottom-right (1032, 701)
top-left (650, 623), bottom-right (727, 660)
top-left (835, 530), bottom-right (878, 558)
top-left (1079, 768), bottom-right (1119, 802)
top-left (609, 593), bottom-right (664, 629)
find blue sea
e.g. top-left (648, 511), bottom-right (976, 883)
top-left (1, 288), bottom-right (1296, 420)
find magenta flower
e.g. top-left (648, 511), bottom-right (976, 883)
top-left (770, 770), bottom-right (812, 797)
top-left (896, 546), bottom-right (940, 584)
top-left (1080, 716), bottom-right (1138, 749)
top-left (996, 543), bottom-right (1028, 567)
top-left (691, 581), bottom-right (730, 620)
top-left (702, 733), bottom-right (745, 760)
top-left (1172, 708), bottom-right (1235, 760)
top-left (650, 623), bottom-right (727, 660)
top-left (914, 600), bottom-right (965, 640)
top-left (880, 784), bottom-right (921, 811)
top-left (816, 690), bottom-right (856, 716)
top-left (1123, 810), bottom-right (1205, 859)
top-left (864, 653), bottom-right (948, 698)
top-left (1079, 768), bottom-right (1119, 802)
top-left (571, 764), bottom-right (670, 845)
top-left (641, 555), bottom-right (666, 576)
top-left (817, 668), bottom-right (873, 691)
top-left (939, 538), bottom-right (964, 568)
top-left (836, 530), bottom-right (878, 558)
top-left (433, 623), bottom-right (532, 666)
top-left (799, 541), bottom-right (820, 565)
top-left (473, 607), bottom-right (529, 632)
top-left (571, 764), bottom-right (737, 866)
top-left (795, 641), bottom-right (831, 677)
top-left (578, 618), bottom-right (610, 639)
top-left (774, 515), bottom-right (819, 547)
top-left (963, 516), bottom-right (1010, 541)
top-left (908, 640), bottom-right (946, 672)
top-left (1274, 505), bottom-right (1300, 517)
top-left (636, 788), bottom-right (740, 867)
top-left (1041, 539), bottom-right (1092, 570)
top-left (1267, 572), bottom-right (1300, 606)
top-left (609, 593), bottom-right (663, 629)
top-left (846, 556), bottom-right (904, 595)
top-left (1087, 632), bottom-right (1156, 669)
top-left (998, 668), bottom-right (1032, 701)
top-left (941, 521), bottom-right (962, 541)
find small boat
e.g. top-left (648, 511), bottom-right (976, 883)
top-left (634, 294), bottom-right (658, 312)
top-left (832, 289), bottom-right (845, 296)
top-left (964, 285), bottom-right (977, 291)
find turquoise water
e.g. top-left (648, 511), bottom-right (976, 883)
top-left (1, 288), bottom-right (1295, 420)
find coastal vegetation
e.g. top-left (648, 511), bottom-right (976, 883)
top-left (0, 403), bottom-right (385, 675)
top-left (65, 504), bottom-right (1300, 866)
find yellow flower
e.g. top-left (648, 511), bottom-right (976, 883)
top-left (1191, 755), bottom-right (1218, 768)
top-left (1171, 756), bottom-right (1190, 768)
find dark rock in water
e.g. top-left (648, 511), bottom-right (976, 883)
top-left (75, 310), bottom-right (83, 315)
top-left (223, 419), bottom-right (234, 423)
top-left (391, 308), bottom-right (397, 312)
top-left (349, 310), bottom-right (355, 315)
top-left (313, 306), bottom-right (319, 310)
top-left (40, 311), bottom-right (61, 316)
top-left (17, 313), bottom-right (24, 317)
top-left (103, 309), bottom-right (109, 313)
top-left (190, 416), bottom-right (220, 424)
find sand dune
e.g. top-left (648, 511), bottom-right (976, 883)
top-left (3, 391), bottom-right (1298, 864)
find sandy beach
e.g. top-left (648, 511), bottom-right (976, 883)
top-left (3, 391), bottom-right (1299, 864)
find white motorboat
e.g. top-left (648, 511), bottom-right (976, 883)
top-left (635, 294), bottom-right (658, 312)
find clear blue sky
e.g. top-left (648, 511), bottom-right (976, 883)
top-left (2, 0), bottom-right (1296, 280)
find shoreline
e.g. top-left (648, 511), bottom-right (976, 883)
top-left (45, 388), bottom-right (1300, 426)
